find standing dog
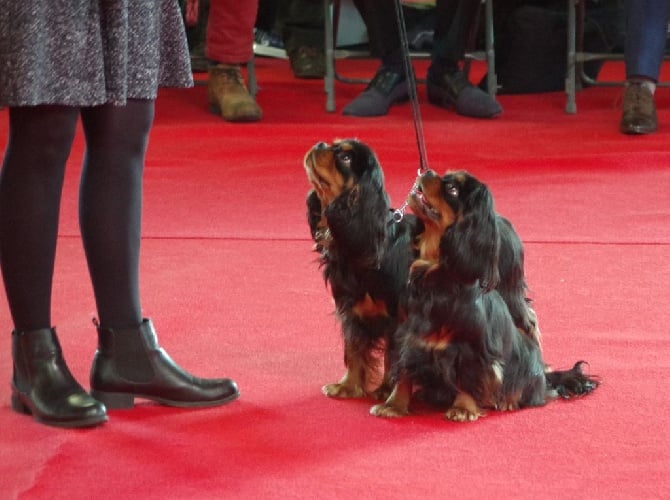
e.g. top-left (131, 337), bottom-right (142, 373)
top-left (372, 170), bottom-right (598, 421)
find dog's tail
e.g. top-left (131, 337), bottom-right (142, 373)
top-left (545, 361), bottom-right (599, 399)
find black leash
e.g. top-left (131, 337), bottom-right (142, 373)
top-left (392, 0), bottom-right (430, 223)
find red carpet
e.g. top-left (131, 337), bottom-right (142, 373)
top-left (1, 59), bottom-right (669, 499)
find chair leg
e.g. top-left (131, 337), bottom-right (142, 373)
top-left (247, 57), bottom-right (257, 98)
top-left (565, 0), bottom-right (578, 114)
top-left (324, 0), bottom-right (336, 112)
top-left (483, 0), bottom-right (497, 96)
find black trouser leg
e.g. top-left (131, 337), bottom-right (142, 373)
top-left (431, 0), bottom-right (481, 75)
top-left (353, 0), bottom-right (403, 69)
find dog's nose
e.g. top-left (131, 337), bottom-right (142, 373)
top-left (314, 141), bottom-right (328, 151)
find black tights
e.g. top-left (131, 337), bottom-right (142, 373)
top-left (0, 100), bottom-right (154, 331)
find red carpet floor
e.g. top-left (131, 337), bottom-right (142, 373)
top-left (0, 59), bottom-right (669, 499)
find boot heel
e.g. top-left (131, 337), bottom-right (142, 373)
top-left (91, 390), bottom-right (134, 410)
top-left (209, 101), bottom-right (221, 116)
top-left (11, 393), bottom-right (31, 414)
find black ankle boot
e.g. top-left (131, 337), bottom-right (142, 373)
top-left (11, 328), bottom-right (108, 428)
top-left (90, 319), bottom-right (239, 409)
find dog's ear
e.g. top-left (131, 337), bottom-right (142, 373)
top-left (351, 142), bottom-right (386, 191)
top-left (440, 177), bottom-right (500, 290)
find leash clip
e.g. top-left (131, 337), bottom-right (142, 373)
top-left (392, 205), bottom-right (406, 223)
top-left (392, 169), bottom-right (423, 224)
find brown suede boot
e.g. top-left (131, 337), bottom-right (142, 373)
top-left (208, 64), bottom-right (262, 122)
top-left (620, 80), bottom-right (657, 135)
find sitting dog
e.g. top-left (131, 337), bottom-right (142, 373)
top-left (304, 139), bottom-right (419, 399)
top-left (371, 170), bottom-right (598, 421)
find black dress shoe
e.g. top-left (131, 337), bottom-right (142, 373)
top-left (91, 319), bottom-right (239, 409)
top-left (11, 328), bottom-right (108, 428)
top-left (427, 69), bottom-right (502, 118)
top-left (620, 80), bottom-right (658, 135)
top-left (342, 66), bottom-right (408, 117)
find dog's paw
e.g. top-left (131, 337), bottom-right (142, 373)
top-left (444, 406), bottom-right (482, 422)
top-left (322, 382), bottom-right (366, 399)
top-left (496, 402), bottom-right (520, 412)
top-left (370, 403), bottom-right (409, 418)
top-left (370, 384), bottom-right (392, 401)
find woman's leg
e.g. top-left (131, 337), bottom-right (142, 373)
top-left (81, 100), bottom-right (239, 409)
top-left (0, 106), bottom-right (79, 330)
top-left (79, 100), bottom-right (153, 329)
top-left (1, 106), bottom-right (107, 428)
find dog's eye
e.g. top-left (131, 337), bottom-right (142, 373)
top-left (337, 151), bottom-right (353, 167)
top-left (445, 183), bottom-right (459, 198)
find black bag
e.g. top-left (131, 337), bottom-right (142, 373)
top-left (484, 1), bottom-right (623, 94)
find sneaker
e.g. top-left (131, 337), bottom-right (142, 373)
top-left (342, 66), bottom-right (409, 117)
top-left (289, 46), bottom-right (326, 79)
top-left (253, 28), bottom-right (287, 59)
top-left (620, 80), bottom-right (657, 135)
top-left (208, 64), bottom-right (262, 122)
top-left (427, 69), bottom-right (502, 118)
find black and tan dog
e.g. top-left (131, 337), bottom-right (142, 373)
top-left (304, 139), bottom-right (419, 399)
top-left (371, 170), bottom-right (598, 421)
